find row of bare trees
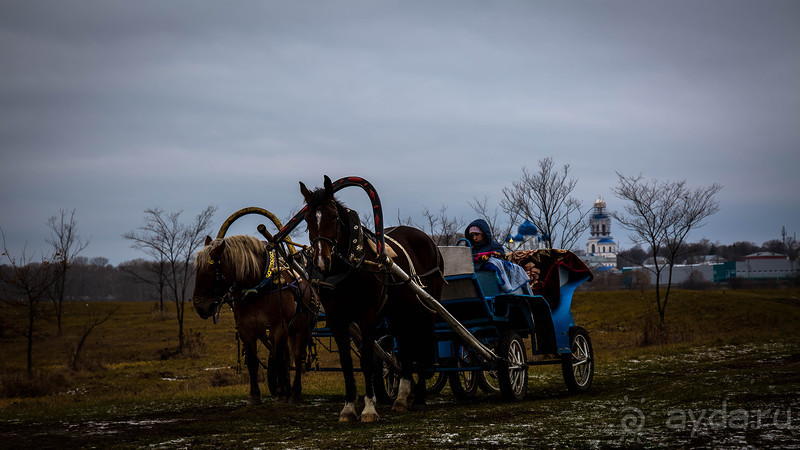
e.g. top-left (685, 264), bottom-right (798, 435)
top-left (0, 206), bottom-right (217, 378)
top-left (1, 209), bottom-right (94, 378)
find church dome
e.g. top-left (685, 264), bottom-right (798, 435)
top-left (594, 197), bottom-right (606, 208)
top-left (518, 220), bottom-right (538, 236)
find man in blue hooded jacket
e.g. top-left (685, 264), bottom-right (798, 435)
top-left (465, 219), bottom-right (531, 294)
top-left (465, 218), bottom-right (505, 256)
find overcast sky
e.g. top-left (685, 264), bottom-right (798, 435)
top-left (1, 1), bottom-right (798, 264)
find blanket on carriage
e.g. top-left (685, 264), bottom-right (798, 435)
top-left (474, 253), bottom-right (533, 295)
top-left (506, 249), bottom-right (593, 307)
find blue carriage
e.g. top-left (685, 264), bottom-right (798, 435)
top-left (372, 241), bottom-right (595, 402)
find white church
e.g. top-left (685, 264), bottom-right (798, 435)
top-left (583, 197), bottom-right (618, 269)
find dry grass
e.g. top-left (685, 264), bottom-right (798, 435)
top-left (1, 289), bottom-right (799, 402)
top-left (571, 288), bottom-right (800, 360)
top-left (0, 289), bottom-right (799, 447)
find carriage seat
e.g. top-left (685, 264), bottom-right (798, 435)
top-left (439, 246), bottom-right (530, 297)
top-left (439, 245), bottom-right (474, 277)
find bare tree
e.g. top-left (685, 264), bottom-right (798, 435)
top-left (68, 306), bottom-right (118, 370)
top-left (0, 229), bottom-right (57, 378)
top-left (500, 158), bottom-right (590, 250)
top-left (393, 209), bottom-right (415, 227)
top-left (118, 258), bottom-right (167, 312)
top-left (46, 209), bottom-right (89, 334)
top-left (781, 226), bottom-right (799, 277)
top-left (124, 206), bottom-right (216, 351)
top-left (119, 221), bottom-right (168, 312)
top-left (612, 173), bottom-right (722, 324)
top-left (420, 204), bottom-right (463, 245)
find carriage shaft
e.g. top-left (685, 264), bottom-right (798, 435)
top-left (383, 257), bottom-right (499, 363)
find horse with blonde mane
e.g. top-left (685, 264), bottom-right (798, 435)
top-left (192, 234), bottom-right (314, 404)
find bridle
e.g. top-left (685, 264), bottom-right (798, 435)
top-left (204, 256), bottom-right (237, 324)
top-left (308, 200), bottom-right (345, 263)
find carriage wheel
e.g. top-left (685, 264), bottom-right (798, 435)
top-left (427, 371), bottom-right (447, 395)
top-left (447, 347), bottom-right (479, 400)
top-left (373, 335), bottom-right (400, 405)
top-left (561, 326), bottom-right (594, 393)
top-left (265, 354), bottom-right (278, 396)
top-left (496, 331), bottom-right (528, 402)
top-left (478, 369), bottom-right (501, 395)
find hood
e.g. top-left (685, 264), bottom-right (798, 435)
top-left (465, 218), bottom-right (494, 242)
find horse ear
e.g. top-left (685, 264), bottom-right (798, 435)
top-left (323, 175), bottom-right (334, 197)
top-left (209, 239), bottom-right (225, 258)
top-left (204, 235), bottom-right (212, 246)
top-left (300, 181), bottom-right (312, 202)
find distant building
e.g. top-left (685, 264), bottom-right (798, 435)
top-left (621, 252), bottom-right (798, 285)
top-left (583, 197), bottom-right (617, 268)
top-left (735, 252), bottom-right (797, 280)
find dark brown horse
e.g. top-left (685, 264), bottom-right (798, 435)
top-left (299, 176), bottom-right (444, 422)
top-left (192, 235), bottom-right (314, 404)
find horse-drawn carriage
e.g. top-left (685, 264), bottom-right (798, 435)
top-left (193, 176), bottom-right (594, 421)
top-left (372, 242), bottom-right (594, 404)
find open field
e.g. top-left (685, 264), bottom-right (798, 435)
top-left (1, 289), bottom-right (799, 448)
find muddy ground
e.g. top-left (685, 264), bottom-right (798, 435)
top-left (2, 340), bottom-right (798, 449)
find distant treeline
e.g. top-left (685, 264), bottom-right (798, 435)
top-left (615, 238), bottom-right (797, 268)
top-left (1, 239), bottom-right (795, 303)
top-left (0, 257), bottom-right (184, 303)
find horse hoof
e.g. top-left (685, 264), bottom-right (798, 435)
top-left (361, 412), bottom-right (380, 423)
top-left (247, 396), bottom-right (262, 406)
top-left (391, 403), bottom-right (409, 412)
top-left (288, 395), bottom-right (303, 404)
top-left (274, 396), bottom-right (289, 403)
top-left (339, 413), bottom-right (358, 422)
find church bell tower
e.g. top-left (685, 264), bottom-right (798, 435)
top-left (586, 197), bottom-right (616, 258)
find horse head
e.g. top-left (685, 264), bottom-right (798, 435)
top-left (300, 175), bottom-right (341, 275)
top-left (192, 235), bottom-right (231, 320)
top-left (193, 234), bottom-right (270, 320)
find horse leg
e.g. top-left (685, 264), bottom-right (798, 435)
top-left (411, 365), bottom-right (428, 412)
top-left (392, 333), bottom-right (415, 412)
top-left (273, 327), bottom-right (292, 402)
top-left (411, 314), bottom-right (435, 412)
top-left (333, 328), bottom-right (359, 422)
top-left (289, 327), bottom-right (307, 404)
top-left (244, 343), bottom-right (262, 405)
top-left (359, 325), bottom-right (379, 423)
